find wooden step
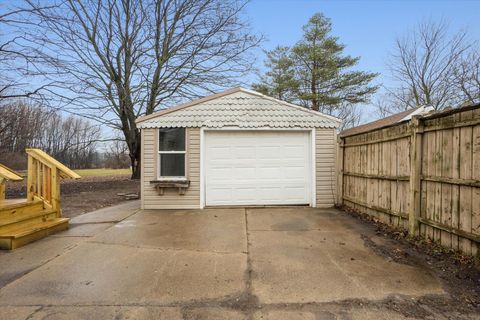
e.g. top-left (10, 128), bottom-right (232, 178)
top-left (0, 218), bottom-right (69, 250)
top-left (0, 199), bottom-right (44, 216)
top-left (0, 209), bottom-right (58, 234)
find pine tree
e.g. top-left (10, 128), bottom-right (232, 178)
top-left (252, 46), bottom-right (299, 103)
top-left (253, 13), bottom-right (378, 127)
top-left (292, 13), bottom-right (378, 112)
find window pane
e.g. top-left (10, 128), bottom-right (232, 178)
top-left (159, 128), bottom-right (185, 151)
top-left (160, 154), bottom-right (185, 177)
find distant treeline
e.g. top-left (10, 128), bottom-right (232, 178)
top-left (0, 102), bottom-right (130, 170)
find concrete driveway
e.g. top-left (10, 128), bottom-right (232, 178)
top-left (0, 202), bottom-right (472, 319)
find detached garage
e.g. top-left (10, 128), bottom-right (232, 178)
top-left (137, 87), bottom-right (340, 209)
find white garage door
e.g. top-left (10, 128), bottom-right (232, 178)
top-left (204, 131), bottom-right (312, 206)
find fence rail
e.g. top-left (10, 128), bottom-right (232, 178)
top-left (338, 104), bottom-right (480, 256)
top-left (0, 164), bottom-right (23, 201)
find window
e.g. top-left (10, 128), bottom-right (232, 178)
top-left (158, 128), bottom-right (186, 178)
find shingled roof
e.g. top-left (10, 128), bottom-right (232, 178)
top-left (339, 106), bottom-right (435, 137)
top-left (136, 87), bottom-right (341, 129)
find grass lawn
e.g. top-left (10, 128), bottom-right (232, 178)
top-left (74, 168), bottom-right (132, 177)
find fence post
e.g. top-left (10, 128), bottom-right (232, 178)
top-left (51, 167), bottom-right (61, 217)
top-left (337, 135), bottom-right (344, 206)
top-left (408, 115), bottom-right (424, 236)
top-left (27, 155), bottom-right (35, 202)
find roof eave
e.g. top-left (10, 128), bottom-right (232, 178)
top-left (136, 87), bottom-right (244, 124)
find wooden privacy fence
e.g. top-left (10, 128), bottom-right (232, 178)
top-left (337, 104), bottom-right (480, 256)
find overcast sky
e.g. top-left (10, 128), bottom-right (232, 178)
top-left (245, 0), bottom-right (480, 122)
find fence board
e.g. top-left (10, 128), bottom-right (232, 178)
top-left (434, 129), bottom-right (442, 243)
top-left (340, 105), bottom-right (480, 256)
top-left (441, 128), bottom-right (453, 247)
top-left (425, 131), bottom-right (436, 240)
top-left (459, 124), bottom-right (473, 254)
top-left (451, 124), bottom-right (461, 250)
top-left (472, 114), bottom-right (480, 255)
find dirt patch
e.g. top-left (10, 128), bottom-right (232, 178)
top-left (360, 234), bottom-right (417, 266)
top-left (5, 175), bottom-right (140, 218)
top-left (339, 205), bottom-right (480, 315)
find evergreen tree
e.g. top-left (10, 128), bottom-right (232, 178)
top-left (253, 13), bottom-right (378, 127)
top-left (252, 46), bottom-right (299, 102)
top-left (292, 13), bottom-right (378, 113)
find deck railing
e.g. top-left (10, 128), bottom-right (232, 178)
top-left (0, 164), bottom-right (23, 201)
top-left (26, 149), bottom-right (81, 216)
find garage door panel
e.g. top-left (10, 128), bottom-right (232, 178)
top-left (284, 186), bottom-right (308, 199)
top-left (210, 147), bottom-right (231, 159)
top-left (232, 159), bottom-right (256, 166)
top-left (283, 167), bottom-right (307, 179)
top-left (256, 146), bottom-right (281, 159)
top-left (256, 159), bottom-right (282, 167)
top-left (233, 167), bottom-right (257, 179)
top-left (209, 167), bottom-right (232, 180)
top-left (232, 146), bottom-right (254, 158)
top-left (256, 167), bottom-right (282, 179)
top-left (257, 187), bottom-right (283, 202)
top-left (283, 146), bottom-right (307, 157)
top-left (235, 188), bottom-right (258, 201)
top-left (207, 188), bottom-right (232, 203)
top-left (205, 131), bottom-right (311, 206)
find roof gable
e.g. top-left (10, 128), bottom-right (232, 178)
top-left (137, 88), bottom-right (341, 129)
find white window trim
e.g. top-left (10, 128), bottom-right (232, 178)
top-left (158, 129), bottom-right (187, 180)
top-left (311, 128), bottom-right (316, 207)
top-left (200, 127), bottom-right (205, 208)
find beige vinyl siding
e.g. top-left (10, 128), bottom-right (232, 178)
top-left (141, 127), bottom-right (336, 209)
top-left (141, 127), bottom-right (200, 209)
top-left (315, 128), bottom-right (337, 207)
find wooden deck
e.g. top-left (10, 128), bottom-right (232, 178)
top-left (0, 197), bottom-right (69, 250)
top-left (0, 149), bottom-right (80, 249)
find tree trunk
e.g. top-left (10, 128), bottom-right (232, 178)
top-left (311, 63), bottom-right (318, 111)
top-left (130, 151), bottom-right (141, 179)
top-left (129, 131), bottom-right (141, 180)
top-left (123, 126), bottom-right (141, 180)
top-left (311, 79), bottom-right (319, 111)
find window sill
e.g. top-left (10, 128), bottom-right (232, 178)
top-left (153, 177), bottom-right (188, 182)
top-left (150, 179), bottom-right (190, 195)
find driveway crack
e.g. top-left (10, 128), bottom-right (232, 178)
top-left (245, 208), bottom-right (253, 292)
top-left (240, 208), bottom-right (260, 320)
top-left (24, 306), bottom-right (44, 320)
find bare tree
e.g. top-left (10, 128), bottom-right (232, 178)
top-left (0, 101), bottom-right (101, 169)
top-left (387, 19), bottom-right (472, 111)
top-left (453, 49), bottom-right (480, 104)
top-left (335, 103), bottom-right (362, 130)
top-left (23, 0), bottom-right (260, 178)
top-left (373, 91), bottom-right (414, 118)
top-left (104, 135), bottom-right (130, 169)
top-left (0, 3), bottom-right (55, 103)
